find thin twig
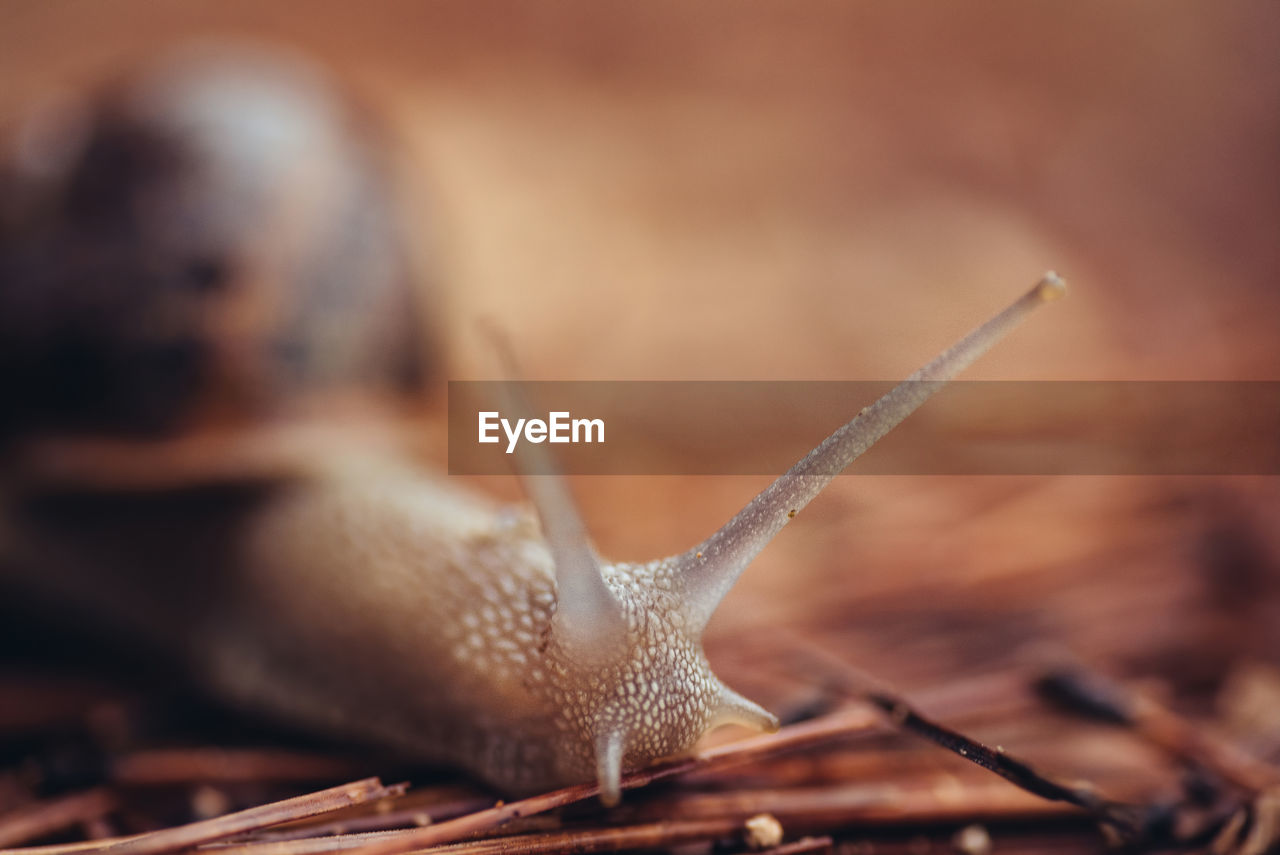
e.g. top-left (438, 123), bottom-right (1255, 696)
top-left (730, 836), bottom-right (834, 855)
top-left (97, 779), bottom-right (402, 855)
top-left (0, 790), bottom-right (118, 848)
top-left (618, 777), bottom-right (1082, 826)
top-left (204, 819), bottom-right (747, 855)
top-left (783, 641), bottom-right (1149, 839)
top-left (239, 799), bottom-right (494, 843)
top-left (861, 691), bottom-right (1146, 832)
top-left (206, 823), bottom-right (836, 855)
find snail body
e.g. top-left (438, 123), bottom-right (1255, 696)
top-left (4, 277), bottom-right (1063, 804)
top-left (0, 42), bottom-right (1068, 807)
top-left (44, 278), bottom-right (1062, 804)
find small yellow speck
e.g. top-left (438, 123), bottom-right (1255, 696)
top-left (696, 551), bottom-right (703, 559)
top-left (786, 509), bottom-right (797, 519)
top-left (744, 813), bottom-right (783, 849)
top-left (1036, 270), bottom-right (1067, 302)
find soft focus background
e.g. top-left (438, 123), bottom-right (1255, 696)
top-left (2, 2), bottom-right (1279, 846)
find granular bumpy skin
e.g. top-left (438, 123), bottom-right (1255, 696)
top-left (227, 466), bottom-right (766, 800)
top-left (542, 563), bottom-right (726, 786)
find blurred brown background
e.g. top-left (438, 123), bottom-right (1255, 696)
top-left (3, 0), bottom-right (1278, 733)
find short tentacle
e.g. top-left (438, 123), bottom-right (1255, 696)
top-left (710, 683), bottom-right (781, 732)
top-left (595, 727), bottom-right (627, 807)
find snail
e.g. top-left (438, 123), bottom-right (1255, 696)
top-left (0, 46), bottom-right (1067, 807)
top-left (238, 274), bottom-right (1064, 807)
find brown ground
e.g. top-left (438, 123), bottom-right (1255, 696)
top-left (2, 3), bottom-right (1279, 852)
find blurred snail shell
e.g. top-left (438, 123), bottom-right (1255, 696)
top-left (0, 44), bottom-right (432, 440)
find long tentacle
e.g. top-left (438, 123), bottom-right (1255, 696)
top-left (674, 273), bottom-right (1066, 631)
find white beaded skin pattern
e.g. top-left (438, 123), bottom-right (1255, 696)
top-left (213, 275), bottom-right (1066, 805)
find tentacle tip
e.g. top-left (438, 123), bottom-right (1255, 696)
top-left (597, 781), bottom-right (621, 808)
top-left (1035, 271), bottom-right (1067, 302)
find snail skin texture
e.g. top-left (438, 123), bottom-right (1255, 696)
top-left (6, 276), bottom-right (1064, 806)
